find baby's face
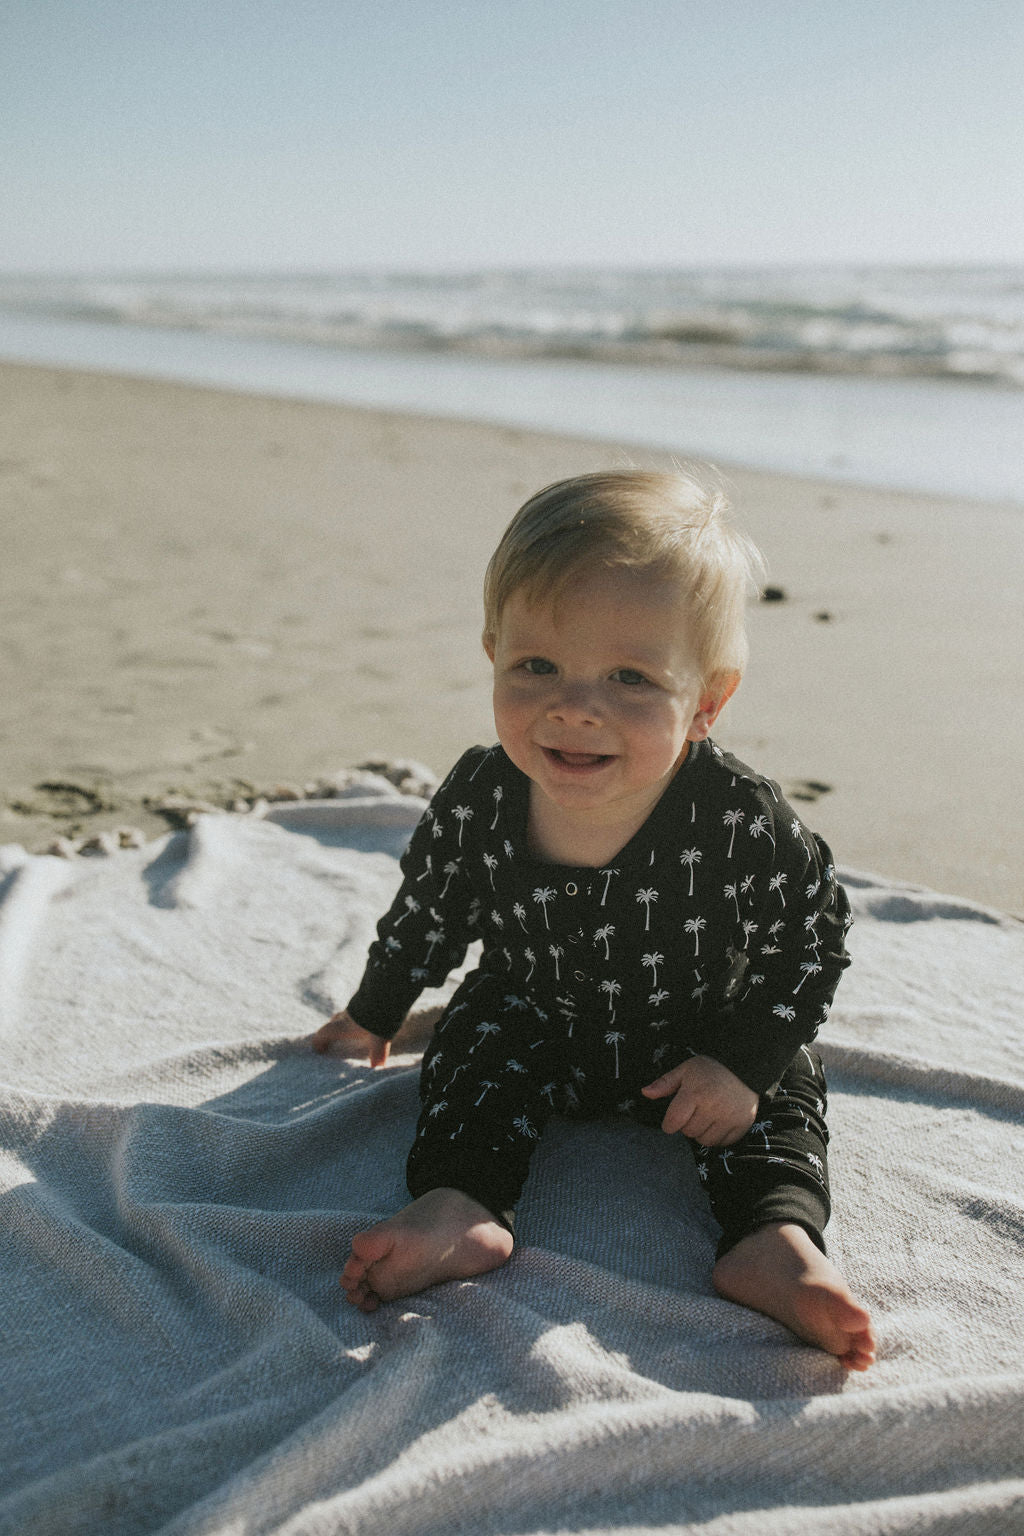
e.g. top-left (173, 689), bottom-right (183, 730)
top-left (486, 565), bottom-right (723, 828)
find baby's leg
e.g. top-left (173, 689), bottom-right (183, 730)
top-left (696, 1049), bottom-right (875, 1370)
top-left (342, 977), bottom-right (556, 1311)
top-left (341, 1188), bottom-right (514, 1313)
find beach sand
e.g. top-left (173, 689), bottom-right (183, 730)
top-left (1, 359), bottom-right (1021, 915)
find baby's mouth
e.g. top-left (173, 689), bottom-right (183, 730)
top-left (543, 748), bottom-right (613, 769)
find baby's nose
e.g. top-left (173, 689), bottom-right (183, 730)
top-left (547, 680), bottom-right (603, 724)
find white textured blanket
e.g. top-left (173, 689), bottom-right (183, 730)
top-left (2, 788), bottom-right (1023, 1535)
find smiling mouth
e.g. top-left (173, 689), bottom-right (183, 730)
top-left (543, 748), bottom-right (614, 769)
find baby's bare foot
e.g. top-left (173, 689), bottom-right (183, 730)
top-left (712, 1222), bottom-right (876, 1370)
top-left (340, 1188), bottom-right (514, 1313)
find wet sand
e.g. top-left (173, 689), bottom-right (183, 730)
top-left (1, 359), bottom-right (1021, 914)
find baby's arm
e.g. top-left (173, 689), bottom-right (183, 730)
top-left (641, 1055), bottom-right (758, 1145)
top-left (312, 1010), bottom-right (391, 1068)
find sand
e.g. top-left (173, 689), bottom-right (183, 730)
top-left (1, 359), bottom-right (1021, 916)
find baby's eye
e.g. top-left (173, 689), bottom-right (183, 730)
top-left (521, 657), bottom-right (556, 675)
top-left (612, 668), bottom-right (649, 687)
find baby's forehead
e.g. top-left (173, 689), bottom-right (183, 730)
top-left (505, 562), bottom-right (691, 623)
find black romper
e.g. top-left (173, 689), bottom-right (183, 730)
top-left (347, 741), bottom-right (850, 1256)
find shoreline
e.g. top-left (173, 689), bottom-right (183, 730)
top-left (2, 359), bottom-right (1021, 915)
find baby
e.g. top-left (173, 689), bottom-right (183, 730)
top-left (314, 469), bottom-right (875, 1371)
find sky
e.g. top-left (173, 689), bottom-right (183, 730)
top-left (2, 0), bottom-right (1022, 272)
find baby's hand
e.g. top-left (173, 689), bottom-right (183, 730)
top-left (312, 1010), bottom-right (391, 1068)
top-left (641, 1054), bottom-right (758, 1145)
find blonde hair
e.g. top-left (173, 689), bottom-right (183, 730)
top-left (482, 468), bottom-right (767, 687)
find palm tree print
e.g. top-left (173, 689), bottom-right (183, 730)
top-left (599, 867), bottom-right (620, 905)
top-left (483, 852), bottom-right (498, 888)
top-left (604, 1030), bottom-right (625, 1077)
top-left (723, 809), bottom-right (745, 857)
top-left (513, 1114), bottom-right (538, 1139)
top-left (453, 804), bottom-right (473, 845)
top-left (600, 978), bottom-right (622, 1014)
top-left (533, 886), bottom-right (556, 928)
top-left (769, 872), bottom-right (788, 906)
top-left (793, 960), bottom-right (822, 993)
top-left (524, 947), bottom-right (536, 982)
top-left (594, 923), bottom-right (615, 959)
top-left (423, 928), bottom-right (444, 962)
top-left (471, 1021), bottom-right (501, 1052)
top-left (679, 848), bottom-right (702, 895)
top-left (772, 1003), bottom-right (797, 1024)
top-left (641, 951), bottom-right (664, 988)
top-left (513, 902), bottom-right (528, 931)
top-left (491, 786), bottom-right (503, 828)
top-left (439, 861), bottom-right (460, 896)
top-left (751, 1118), bottom-right (773, 1149)
top-left (724, 882), bottom-right (740, 921)
top-left (685, 916), bottom-right (706, 955)
top-left (475, 1080), bottom-right (499, 1106)
top-left (548, 943), bottom-right (564, 980)
top-left (635, 887), bottom-right (658, 929)
top-left (748, 814), bottom-right (775, 849)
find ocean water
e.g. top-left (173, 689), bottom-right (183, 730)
top-left (1, 266), bottom-right (1022, 503)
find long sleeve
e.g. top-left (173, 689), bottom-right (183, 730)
top-left (346, 752), bottom-right (485, 1037)
top-left (697, 797), bottom-right (851, 1094)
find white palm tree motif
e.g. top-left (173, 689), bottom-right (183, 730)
top-left (504, 839), bottom-right (514, 860)
top-left (600, 978), bottom-right (622, 1014)
top-left (513, 1114), bottom-right (538, 1139)
top-left (453, 805), bottom-right (473, 846)
top-left (540, 1083), bottom-right (557, 1106)
top-left (468, 747), bottom-right (496, 778)
top-left (439, 861), bottom-right (460, 896)
top-left (724, 882), bottom-right (740, 920)
top-left (803, 915), bottom-right (820, 947)
top-left (594, 923), bottom-right (615, 959)
top-left (652, 1043), bottom-right (670, 1064)
top-left (503, 994), bottom-right (528, 1011)
top-left (428, 1099), bottom-right (448, 1118)
top-left (599, 867), bottom-right (620, 905)
top-left (723, 809), bottom-right (745, 857)
top-left (806, 878), bottom-right (821, 900)
top-left (741, 873), bottom-right (756, 901)
top-left (471, 1021), bottom-right (501, 1052)
top-left (533, 886), bottom-right (556, 928)
top-left (769, 872), bottom-right (788, 906)
top-left (648, 988), bottom-right (669, 1007)
top-left (505, 1058), bottom-right (527, 1074)
top-left (751, 1119), bottom-right (773, 1149)
top-left (679, 848), bottom-right (702, 895)
top-left (685, 916), bottom-right (707, 955)
top-left (548, 943), bottom-right (564, 980)
top-left (748, 814), bottom-right (775, 849)
top-left (483, 852), bottom-right (498, 888)
top-left (524, 947), bottom-right (536, 982)
top-left (411, 966), bottom-right (428, 983)
top-left (427, 1051), bottom-right (443, 1076)
top-left (641, 951), bottom-right (664, 988)
top-left (513, 902), bottom-right (528, 931)
top-left (719, 1149), bottom-right (735, 1175)
top-left (423, 928), bottom-right (444, 962)
top-left (605, 1030), bottom-right (625, 1077)
top-left (490, 909), bottom-right (504, 929)
top-left (768, 920), bottom-right (785, 939)
top-left (431, 820), bottom-right (443, 839)
top-left (791, 817), bottom-right (810, 854)
top-left (570, 1064), bottom-right (586, 1084)
top-left (635, 887), bottom-right (659, 930)
top-left (491, 786), bottom-right (503, 828)
top-left (416, 854), bottom-right (433, 882)
top-left (696, 1160), bottom-right (709, 1183)
top-left (384, 935), bottom-right (402, 953)
top-left (793, 960), bottom-right (822, 993)
top-left (741, 919), bottom-right (758, 948)
top-left (773, 1003), bottom-right (797, 1023)
top-left (691, 980), bottom-right (709, 1008)
top-left (805, 1151), bottom-right (825, 1179)
top-left (475, 1081), bottom-right (499, 1106)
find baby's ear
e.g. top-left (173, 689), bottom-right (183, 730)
top-left (482, 632), bottom-right (495, 662)
top-left (687, 673), bottom-right (740, 741)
